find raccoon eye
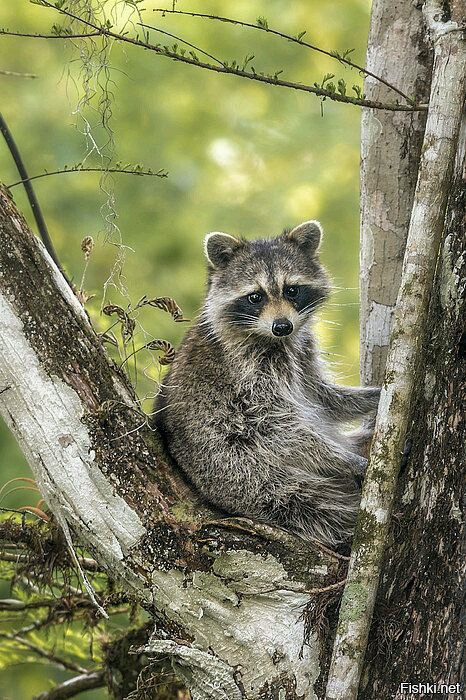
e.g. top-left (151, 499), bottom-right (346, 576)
top-left (247, 291), bottom-right (263, 305)
top-left (284, 285), bottom-right (300, 299)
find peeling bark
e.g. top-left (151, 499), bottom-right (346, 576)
top-left (0, 186), bottom-right (345, 699)
top-left (360, 0), bottom-right (431, 386)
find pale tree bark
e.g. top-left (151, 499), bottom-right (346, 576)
top-left (326, 0), bottom-right (465, 698)
top-left (327, 9), bottom-right (465, 688)
top-left (360, 0), bottom-right (431, 386)
top-left (0, 186), bottom-right (344, 699)
top-left (360, 99), bottom-right (465, 700)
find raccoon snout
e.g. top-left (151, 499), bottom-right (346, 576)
top-left (272, 318), bottom-right (293, 337)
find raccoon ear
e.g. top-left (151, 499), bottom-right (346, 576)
top-left (286, 220), bottom-right (323, 255)
top-left (204, 232), bottom-right (243, 269)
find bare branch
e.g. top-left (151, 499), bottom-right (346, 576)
top-left (33, 670), bottom-right (106, 700)
top-left (0, 113), bottom-right (70, 286)
top-left (0, 68), bottom-right (37, 78)
top-left (7, 165), bottom-right (168, 189)
top-left (0, 550), bottom-right (102, 572)
top-left (149, 8), bottom-right (414, 104)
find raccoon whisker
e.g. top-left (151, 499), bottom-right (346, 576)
top-left (198, 317), bottom-right (217, 328)
top-left (298, 301), bottom-right (322, 316)
top-left (225, 318), bottom-right (256, 326)
top-left (226, 323), bottom-right (256, 332)
top-left (317, 319), bottom-right (341, 327)
top-left (224, 314), bottom-right (259, 323)
top-left (327, 302), bottom-right (359, 307)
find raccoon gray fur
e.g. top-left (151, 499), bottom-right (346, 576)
top-left (155, 221), bottom-right (380, 547)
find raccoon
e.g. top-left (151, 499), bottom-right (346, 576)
top-left (155, 221), bottom-right (380, 547)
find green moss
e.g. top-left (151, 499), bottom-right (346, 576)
top-left (352, 509), bottom-right (384, 557)
top-left (339, 582), bottom-right (367, 623)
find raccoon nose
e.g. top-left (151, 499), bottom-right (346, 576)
top-left (272, 318), bottom-right (293, 337)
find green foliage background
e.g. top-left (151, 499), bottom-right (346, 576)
top-left (0, 0), bottom-right (369, 696)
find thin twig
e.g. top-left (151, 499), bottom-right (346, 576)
top-left (14, 3), bottom-right (426, 112)
top-left (307, 579), bottom-right (346, 596)
top-left (0, 68), bottom-right (37, 78)
top-left (138, 23), bottom-right (225, 67)
top-left (0, 551), bottom-right (102, 571)
top-left (33, 670), bottom-right (106, 700)
top-left (0, 30), bottom-right (100, 40)
top-left (0, 113), bottom-right (71, 286)
top-left (7, 165), bottom-right (168, 189)
top-left (148, 9), bottom-right (414, 104)
top-left (0, 631), bottom-right (88, 673)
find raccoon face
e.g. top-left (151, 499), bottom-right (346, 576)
top-left (203, 220), bottom-right (331, 342)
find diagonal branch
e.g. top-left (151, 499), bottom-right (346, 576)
top-left (0, 113), bottom-right (70, 286)
top-left (149, 8), bottom-right (414, 104)
top-left (33, 670), bottom-right (106, 700)
top-left (0, 632), bottom-right (89, 673)
top-left (7, 165), bottom-right (168, 189)
top-left (6, 2), bottom-right (426, 112)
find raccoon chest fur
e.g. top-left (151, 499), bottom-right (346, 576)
top-left (222, 365), bottom-right (343, 457)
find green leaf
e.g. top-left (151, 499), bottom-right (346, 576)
top-left (321, 73), bottom-right (335, 88)
top-left (242, 54), bottom-right (255, 70)
top-left (256, 16), bottom-right (269, 30)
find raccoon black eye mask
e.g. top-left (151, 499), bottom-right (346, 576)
top-left (154, 220), bottom-right (380, 547)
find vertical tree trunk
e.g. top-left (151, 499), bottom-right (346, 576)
top-left (356, 0), bottom-right (465, 695)
top-left (360, 102), bottom-right (465, 700)
top-left (360, 0), bottom-right (431, 386)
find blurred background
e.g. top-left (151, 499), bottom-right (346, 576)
top-left (0, 0), bottom-right (369, 696)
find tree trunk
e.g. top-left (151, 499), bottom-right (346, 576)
top-left (360, 0), bottom-right (431, 386)
top-left (360, 98), bottom-right (465, 700)
top-left (0, 186), bottom-right (343, 699)
top-left (357, 0), bottom-right (465, 696)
